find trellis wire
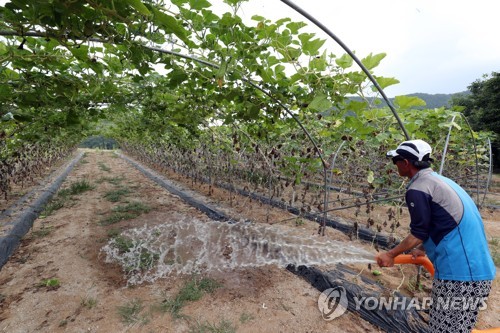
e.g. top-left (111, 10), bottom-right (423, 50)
top-left (438, 114), bottom-right (457, 175)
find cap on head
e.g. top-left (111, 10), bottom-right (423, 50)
top-left (387, 139), bottom-right (433, 162)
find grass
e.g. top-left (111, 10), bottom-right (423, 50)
top-left (160, 277), bottom-right (222, 318)
top-left (39, 278), bottom-right (60, 289)
top-left (107, 228), bottom-right (122, 238)
top-left (113, 202), bottom-right (150, 214)
top-left (117, 299), bottom-right (149, 325)
top-left (188, 319), bottom-right (237, 333)
top-left (40, 180), bottom-right (94, 217)
top-left (98, 162), bottom-right (111, 172)
top-left (81, 296), bottom-right (98, 309)
top-left (68, 180), bottom-right (94, 195)
top-left (489, 238), bottom-right (500, 267)
top-left (239, 312), bottom-right (254, 324)
top-left (113, 235), bottom-right (135, 253)
top-left (32, 226), bottom-right (54, 238)
top-left (96, 176), bottom-right (125, 185)
top-left (99, 212), bottom-right (138, 226)
top-left (41, 199), bottom-right (65, 217)
top-left (103, 188), bottom-right (131, 202)
top-left (99, 202), bottom-right (150, 226)
top-left (295, 218), bottom-right (305, 227)
top-left (406, 276), bottom-right (424, 293)
top-left (109, 234), bottom-right (160, 272)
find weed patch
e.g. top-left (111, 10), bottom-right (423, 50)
top-left (98, 162), bottom-right (111, 172)
top-left (109, 234), bottom-right (160, 272)
top-left (107, 228), bottom-right (122, 238)
top-left (103, 188), bottom-right (131, 202)
top-left (32, 226), bottom-right (54, 238)
top-left (188, 319), bottom-right (237, 333)
top-left (239, 312), bottom-right (254, 324)
top-left (489, 238), bottom-right (499, 266)
top-left (81, 296), bottom-right (98, 309)
top-left (38, 278), bottom-right (60, 290)
top-left (41, 199), bottom-right (65, 217)
top-left (160, 277), bottom-right (222, 318)
top-left (113, 202), bottom-right (150, 214)
top-left (41, 180), bottom-right (94, 216)
top-left (96, 176), bottom-right (125, 185)
top-left (99, 212), bottom-right (138, 226)
top-left (117, 299), bottom-right (148, 325)
top-left (99, 202), bottom-right (150, 225)
top-left (68, 180), bottom-right (94, 195)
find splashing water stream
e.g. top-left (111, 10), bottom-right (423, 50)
top-left (102, 218), bottom-right (375, 285)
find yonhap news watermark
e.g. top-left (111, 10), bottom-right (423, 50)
top-left (318, 287), bottom-right (489, 321)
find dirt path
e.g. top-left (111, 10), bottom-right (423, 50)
top-left (0, 150), bottom-right (385, 333)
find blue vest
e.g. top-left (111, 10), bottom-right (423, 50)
top-left (406, 170), bottom-right (495, 281)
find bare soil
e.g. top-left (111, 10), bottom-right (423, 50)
top-left (0, 149), bottom-right (498, 333)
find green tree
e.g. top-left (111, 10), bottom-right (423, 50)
top-left (451, 72), bottom-right (500, 170)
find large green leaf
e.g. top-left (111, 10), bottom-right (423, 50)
top-left (251, 15), bottom-right (266, 22)
top-left (335, 54), bottom-right (353, 69)
top-left (301, 37), bottom-right (325, 56)
top-left (151, 8), bottom-right (192, 46)
top-left (308, 94), bottom-right (332, 112)
top-left (361, 53), bottom-right (386, 70)
top-left (171, 0), bottom-right (189, 6)
top-left (0, 85), bottom-right (12, 101)
top-left (69, 45), bottom-right (89, 63)
top-left (124, 0), bottom-right (151, 15)
top-left (394, 96), bottom-right (426, 108)
top-left (286, 21), bottom-right (307, 34)
top-left (167, 69), bottom-right (189, 88)
top-left (189, 0), bottom-right (212, 10)
top-left (0, 42), bottom-right (8, 55)
top-left (373, 76), bottom-right (400, 90)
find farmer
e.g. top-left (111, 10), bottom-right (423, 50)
top-left (376, 139), bottom-right (496, 333)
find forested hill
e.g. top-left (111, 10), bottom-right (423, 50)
top-left (352, 92), bottom-right (469, 109)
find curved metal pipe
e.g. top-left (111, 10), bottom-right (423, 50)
top-left (279, 0), bottom-right (410, 140)
top-left (439, 114), bottom-right (457, 175)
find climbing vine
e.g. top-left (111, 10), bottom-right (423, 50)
top-left (0, 0), bottom-right (493, 230)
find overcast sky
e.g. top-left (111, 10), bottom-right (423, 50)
top-left (235, 0), bottom-right (500, 96)
top-left (1, 0), bottom-right (498, 97)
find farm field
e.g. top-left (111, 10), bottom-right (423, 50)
top-left (0, 149), bottom-right (498, 333)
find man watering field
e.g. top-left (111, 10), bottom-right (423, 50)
top-left (376, 139), bottom-right (496, 333)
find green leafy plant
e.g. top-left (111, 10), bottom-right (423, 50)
top-left (188, 319), bottom-right (237, 333)
top-left (81, 296), bottom-right (98, 309)
top-left (68, 180), bottom-right (94, 195)
top-left (107, 228), bottom-right (122, 238)
top-left (160, 277), bottom-right (222, 318)
top-left (96, 176), bottom-right (125, 185)
top-left (39, 278), bottom-right (60, 289)
top-left (103, 188), bottom-right (131, 202)
top-left (239, 312), bottom-right (255, 324)
top-left (32, 226), bottom-right (54, 238)
top-left (117, 299), bottom-right (148, 325)
top-left (99, 202), bottom-right (150, 226)
top-left (98, 162), bottom-right (111, 172)
top-left (40, 199), bottom-right (65, 217)
top-left (489, 238), bottom-right (500, 267)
